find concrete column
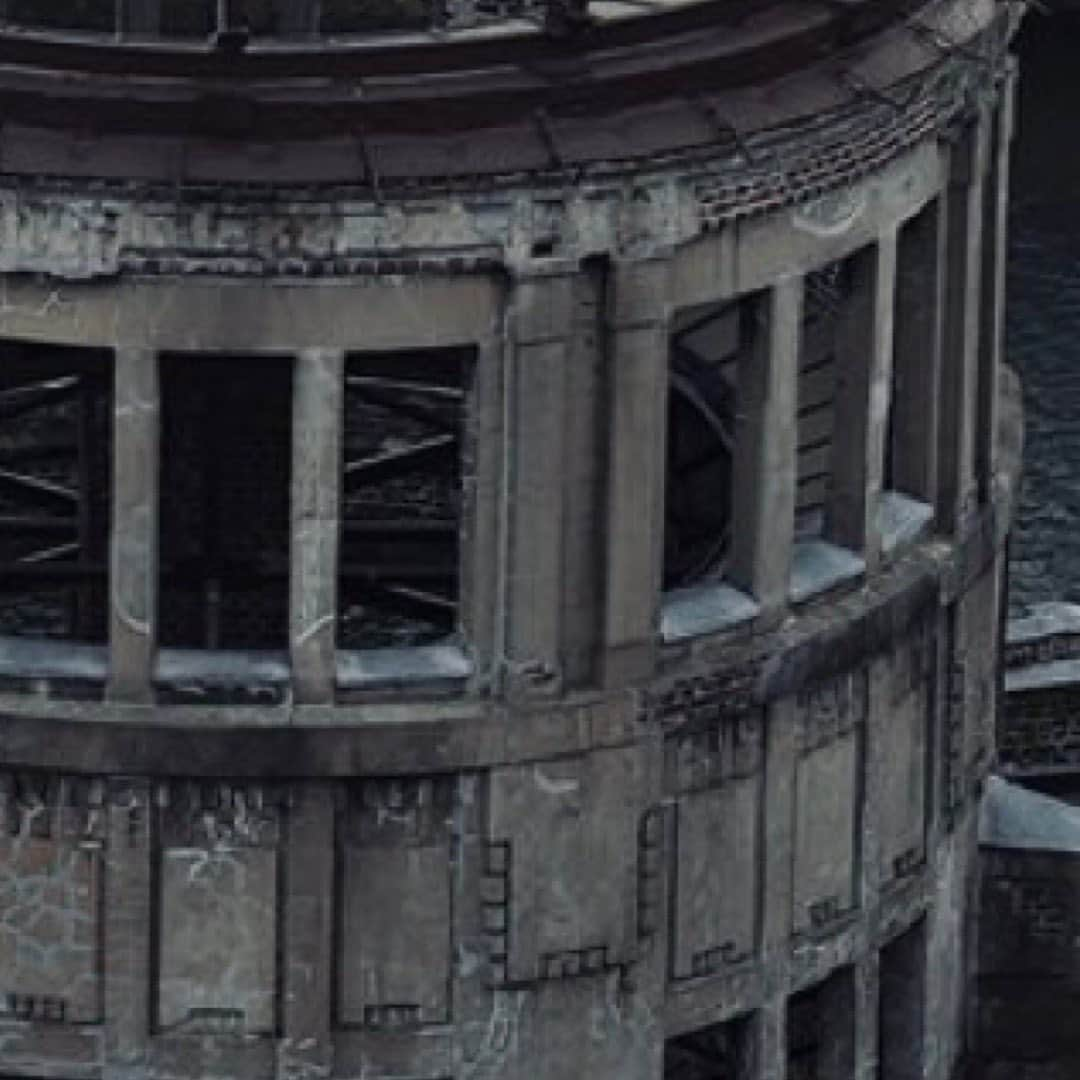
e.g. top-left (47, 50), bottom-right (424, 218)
top-left (976, 66), bottom-right (1017, 503)
top-left (853, 952), bottom-right (880, 1080)
top-left (279, 783), bottom-right (334, 1080)
top-left (290, 348), bottom-right (344, 705)
top-left (747, 696), bottom-right (797, 1079)
top-left (503, 271), bottom-right (574, 696)
top-left (108, 348), bottom-right (159, 704)
top-left (461, 331), bottom-right (505, 686)
top-left (560, 260), bottom-right (608, 689)
top-left (892, 197), bottom-right (948, 506)
top-left (103, 780), bottom-right (153, 1077)
top-left (937, 115), bottom-right (990, 535)
top-left (729, 277), bottom-right (801, 615)
top-left (601, 258), bottom-right (671, 688)
top-left (828, 231), bottom-right (898, 569)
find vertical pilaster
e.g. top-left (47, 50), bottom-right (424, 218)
top-left (103, 780), bottom-right (153, 1080)
top-left (461, 330), bottom-right (505, 687)
top-left (503, 271), bottom-right (574, 695)
top-left (290, 348), bottom-right (344, 704)
top-left (828, 231), bottom-right (898, 569)
top-left (730, 277), bottom-right (801, 615)
top-left (601, 258), bottom-right (671, 688)
top-left (749, 696), bottom-right (798, 1080)
top-left (937, 115), bottom-right (990, 534)
top-left (892, 198), bottom-right (948, 506)
top-left (976, 65), bottom-right (1017, 502)
top-left (108, 348), bottom-right (159, 704)
top-left (279, 783), bottom-right (334, 1080)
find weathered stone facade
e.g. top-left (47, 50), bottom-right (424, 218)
top-left (0, 0), bottom-right (1021, 1077)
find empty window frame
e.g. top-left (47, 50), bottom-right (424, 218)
top-left (879, 920), bottom-right (927, 1080)
top-left (0, 342), bottom-right (112, 643)
top-left (663, 299), bottom-right (749, 590)
top-left (4, 0), bottom-right (116, 32)
top-left (664, 1014), bottom-right (752, 1080)
top-left (320, 0), bottom-right (431, 33)
top-left (796, 259), bottom-right (853, 539)
top-left (158, 353), bottom-right (293, 650)
top-left (338, 347), bottom-right (471, 650)
top-left (787, 967), bottom-right (856, 1080)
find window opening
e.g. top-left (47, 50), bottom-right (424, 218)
top-left (0, 342), bottom-right (112, 643)
top-left (158, 353), bottom-right (292, 650)
top-left (159, 0), bottom-right (215, 36)
top-left (796, 260), bottom-right (852, 539)
top-left (338, 348), bottom-right (470, 650)
top-left (879, 920), bottom-right (927, 1080)
top-left (664, 1014), bottom-right (751, 1080)
top-left (663, 299), bottom-right (745, 590)
top-left (5, 0), bottom-right (116, 32)
top-left (787, 967), bottom-right (856, 1080)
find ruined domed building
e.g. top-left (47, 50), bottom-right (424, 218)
top-left (0, 0), bottom-right (1023, 1078)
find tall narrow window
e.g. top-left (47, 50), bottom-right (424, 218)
top-left (158, 353), bottom-right (292, 650)
top-left (338, 348), bottom-right (470, 650)
top-left (0, 343), bottom-right (112, 642)
top-left (663, 299), bottom-right (746, 590)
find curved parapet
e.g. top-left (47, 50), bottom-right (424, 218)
top-left (0, 1), bottom-right (1022, 1078)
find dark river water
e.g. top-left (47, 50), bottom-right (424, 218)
top-left (1005, 15), bottom-right (1080, 614)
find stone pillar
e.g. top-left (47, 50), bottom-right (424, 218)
top-left (503, 271), bottom-right (574, 696)
top-left (892, 198), bottom-right (948, 506)
top-left (279, 783), bottom-right (334, 1080)
top-left (108, 348), bottom-right (159, 704)
top-left (748, 696), bottom-right (797, 1079)
top-left (937, 115), bottom-right (990, 535)
top-left (828, 230), bottom-right (898, 569)
top-left (601, 258), bottom-right (671, 688)
top-left (460, 330), bottom-right (505, 684)
top-left (103, 780), bottom-right (153, 1080)
top-left (559, 260), bottom-right (608, 689)
top-left (290, 348), bottom-right (344, 705)
top-left (729, 277), bottom-right (801, 616)
top-left (976, 65), bottom-right (1017, 503)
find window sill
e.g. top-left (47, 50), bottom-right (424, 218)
top-left (0, 636), bottom-right (107, 696)
top-left (154, 647), bottom-right (292, 704)
top-left (660, 581), bottom-right (760, 644)
top-left (789, 539), bottom-right (865, 605)
top-left (336, 643), bottom-right (473, 692)
top-left (878, 490), bottom-right (934, 559)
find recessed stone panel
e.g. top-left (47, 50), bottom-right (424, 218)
top-left (338, 844), bottom-right (451, 1028)
top-left (672, 776), bottom-right (759, 978)
top-left (157, 847), bottom-right (278, 1035)
top-left (874, 636), bottom-right (929, 886)
top-left (490, 746), bottom-right (647, 983)
top-left (792, 673), bottom-right (865, 935)
top-left (336, 776), bottom-right (462, 1030)
top-left (0, 836), bottom-right (102, 1023)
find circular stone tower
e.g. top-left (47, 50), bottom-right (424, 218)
top-left (0, 1), bottom-right (1022, 1079)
